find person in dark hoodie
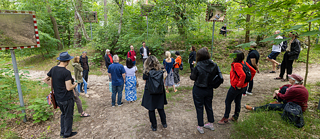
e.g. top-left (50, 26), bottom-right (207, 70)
top-left (190, 48), bottom-right (220, 134)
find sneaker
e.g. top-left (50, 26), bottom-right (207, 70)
top-left (197, 126), bottom-right (204, 134)
top-left (228, 117), bottom-right (237, 122)
top-left (112, 105), bottom-right (115, 107)
top-left (203, 123), bottom-right (215, 131)
top-left (269, 71), bottom-right (276, 73)
top-left (118, 104), bottom-right (122, 107)
top-left (246, 91), bottom-right (253, 95)
top-left (218, 117), bottom-right (228, 125)
top-left (174, 84), bottom-right (178, 87)
top-left (244, 105), bottom-right (253, 111)
top-left (85, 94), bottom-right (89, 98)
top-left (242, 94), bottom-right (247, 97)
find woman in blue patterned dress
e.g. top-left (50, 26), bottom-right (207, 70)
top-left (124, 58), bottom-right (138, 102)
top-left (163, 51), bottom-right (177, 93)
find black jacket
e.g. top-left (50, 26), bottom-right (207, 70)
top-left (79, 56), bottom-right (89, 71)
top-left (287, 39), bottom-right (301, 60)
top-left (139, 46), bottom-right (150, 58)
top-left (104, 54), bottom-right (113, 69)
top-left (141, 71), bottom-right (167, 110)
top-left (190, 59), bottom-right (218, 88)
top-left (189, 51), bottom-right (196, 64)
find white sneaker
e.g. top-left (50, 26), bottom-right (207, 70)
top-left (85, 94), bottom-right (90, 98)
top-left (174, 84), bottom-right (178, 87)
top-left (246, 91), bottom-right (253, 95)
top-left (242, 94), bottom-right (247, 97)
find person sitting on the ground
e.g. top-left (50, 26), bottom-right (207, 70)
top-left (220, 24), bottom-right (227, 37)
top-left (244, 73), bottom-right (309, 112)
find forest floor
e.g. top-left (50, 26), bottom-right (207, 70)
top-left (11, 63), bottom-right (320, 139)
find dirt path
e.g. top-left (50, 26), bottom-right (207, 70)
top-left (20, 64), bottom-right (320, 138)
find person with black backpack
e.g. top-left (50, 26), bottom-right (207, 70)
top-left (190, 48), bottom-right (223, 134)
top-left (141, 56), bottom-right (167, 131)
top-left (173, 51), bottom-right (182, 87)
top-left (245, 74), bottom-right (309, 112)
top-left (218, 50), bottom-right (256, 125)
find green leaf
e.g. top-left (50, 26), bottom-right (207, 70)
top-left (284, 25), bottom-right (304, 32)
top-left (229, 53), bottom-right (237, 59)
top-left (299, 30), bottom-right (320, 37)
top-left (306, 17), bottom-right (320, 23)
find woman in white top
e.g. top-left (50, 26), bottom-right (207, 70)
top-left (124, 58), bottom-right (138, 102)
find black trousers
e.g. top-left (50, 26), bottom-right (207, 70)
top-left (192, 86), bottom-right (214, 126)
top-left (80, 69), bottom-right (89, 90)
top-left (224, 86), bottom-right (246, 120)
top-left (57, 98), bottom-right (74, 136)
top-left (190, 63), bottom-right (194, 73)
top-left (149, 109), bottom-right (166, 128)
top-left (246, 79), bottom-right (254, 93)
top-left (279, 52), bottom-right (294, 79)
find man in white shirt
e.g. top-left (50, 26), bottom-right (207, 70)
top-left (266, 30), bottom-right (283, 73)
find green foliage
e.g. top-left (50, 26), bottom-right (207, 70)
top-left (27, 98), bottom-right (53, 123)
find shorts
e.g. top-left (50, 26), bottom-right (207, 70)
top-left (268, 51), bottom-right (280, 60)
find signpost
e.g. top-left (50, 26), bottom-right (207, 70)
top-left (141, 3), bottom-right (154, 42)
top-left (205, 4), bottom-right (226, 58)
top-left (0, 10), bottom-right (41, 122)
top-left (82, 11), bottom-right (98, 40)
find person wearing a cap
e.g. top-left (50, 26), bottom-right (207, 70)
top-left (244, 42), bottom-right (260, 96)
top-left (44, 52), bottom-right (78, 138)
top-left (244, 73), bottom-right (309, 112)
top-left (275, 31), bottom-right (301, 81)
top-left (173, 51), bottom-right (182, 87)
top-left (266, 30), bottom-right (283, 73)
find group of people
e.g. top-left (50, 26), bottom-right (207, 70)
top-left (45, 31), bottom-right (308, 137)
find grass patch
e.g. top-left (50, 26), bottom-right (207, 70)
top-left (232, 83), bottom-right (320, 139)
top-left (0, 129), bottom-right (20, 139)
top-left (166, 86), bottom-right (192, 100)
top-left (73, 95), bottom-right (88, 123)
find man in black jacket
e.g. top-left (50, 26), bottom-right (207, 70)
top-left (139, 42), bottom-right (151, 65)
top-left (80, 51), bottom-right (89, 91)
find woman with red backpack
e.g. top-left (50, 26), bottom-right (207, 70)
top-left (218, 50), bottom-right (256, 124)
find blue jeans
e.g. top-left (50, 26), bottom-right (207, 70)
top-left (112, 84), bottom-right (124, 106)
top-left (132, 61), bottom-right (136, 66)
top-left (77, 78), bottom-right (87, 94)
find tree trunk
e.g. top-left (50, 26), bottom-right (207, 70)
top-left (304, 22), bottom-right (311, 86)
top-left (67, 24), bottom-right (71, 46)
top-left (118, 0), bottom-right (124, 35)
top-left (104, 0), bottom-right (108, 25)
top-left (74, 0), bottom-right (82, 47)
top-left (46, 0), bottom-right (63, 50)
top-left (245, 14), bottom-right (251, 43)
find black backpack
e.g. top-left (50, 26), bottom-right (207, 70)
top-left (147, 70), bottom-right (164, 95)
top-left (233, 62), bottom-right (252, 83)
top-left (211, 65), bottom-right (224, 89)
top-left (281, 102), bottom-right (304, 128)
top-left (280, 37), bottom-right (288, 52)
top-left (179, 62), bottom-right (183, 70)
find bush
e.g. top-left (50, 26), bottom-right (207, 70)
top-left (28, 98), bottom-right (53, 123)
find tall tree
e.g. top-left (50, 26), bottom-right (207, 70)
top-left (46, 0), bottom-right (63, 50)
top-left (74, 0), bottom-right (82, 47)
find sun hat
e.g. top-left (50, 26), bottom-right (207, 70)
top-left (57, 52), bottom-right (74, 61)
